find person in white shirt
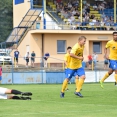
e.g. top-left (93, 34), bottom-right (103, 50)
top-left (25, 52), bottom-right (30, 67)
top-left (92, 52), bottom-right (98, 66)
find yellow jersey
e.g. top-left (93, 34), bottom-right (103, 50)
top-left (106, 40), bottom-right (117, 60)
top-left (64, 53), bottom-right (71, 69)
top-left (69, 43), bottom-right (84, 69)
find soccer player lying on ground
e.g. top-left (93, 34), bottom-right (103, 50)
top-left (100, 32), bottom-right (117, 88)
top-left (60, 36), bottom-right (86, 98)
top-left (0, 87), bottom-right (32, 100)
top-left (64, 46), bottom-right (79, 91)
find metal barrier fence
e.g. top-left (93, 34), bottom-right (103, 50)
top-left (31, 21), bottom-right (117, 31)
top-left (1, 56), bottom-right (105, 72)
top-left (0, 56), bottom-right (114, 84)
top-left (1, 56), bottom-right (108, 73)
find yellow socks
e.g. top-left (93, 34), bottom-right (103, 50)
top-left (114, 74), bottom-right (117, 84)
top-left (61, 79), bottom-right (68, 92)
top-left (101, 72), bottom-right (109, 82)
top-left (75, 78), bottom-right (79, 89)
top-left (65, 83), bottom-right (68, 90)
top-left (76, 78), bottom-right (84, 92)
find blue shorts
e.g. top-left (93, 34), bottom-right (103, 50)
top-left (65, 67), bottom-right (85, 79)
top-left (109, 60), bottom-right (117, 70)
top-left (0, 76), bottom-right (2, 80)
top-left (65, 69), bottom-right (77, 78)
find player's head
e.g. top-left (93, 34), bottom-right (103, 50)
top-left (67, 46), bottom-right (72, 53)
top-left (78, 36), bottom-right (86, 46)
top-left (113, 32), bottom-right (117, 41)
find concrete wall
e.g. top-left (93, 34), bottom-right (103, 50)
top-left (1, 71), bottom-right (115, 84)
top-left (13, 0), bottom-right (30, 27)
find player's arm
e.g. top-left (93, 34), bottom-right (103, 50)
top-left (64, 55), bottom-right (68, 66)
top-left (104, 42), bottom-right (110, 59)
top-left (104, 48), bottom-right (109, 59)
top-left (70, 53), bottom-right (84, 60)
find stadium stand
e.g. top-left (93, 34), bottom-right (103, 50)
top-left (46, 0), bottom-right (117, 30)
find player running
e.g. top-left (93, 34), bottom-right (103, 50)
top-left (60, 36), bottom-right (86, 98)
top-left (100, 32), bottom-right (117, 88)
top-left (64, 46), bottom-right (79, 91)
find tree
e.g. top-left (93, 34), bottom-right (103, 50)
top-left (0, 0), bottom-right (13, 43)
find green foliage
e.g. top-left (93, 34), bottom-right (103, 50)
top-left (0, 83), bottom-right (117, 117)
top-left (0, 0), bottom-right (13, 43)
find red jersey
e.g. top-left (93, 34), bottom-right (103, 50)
top-left (88, 55), bottom-right (92, 61)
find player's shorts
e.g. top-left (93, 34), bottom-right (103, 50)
top-left (109, 60), bottom-right (117, 70)
top-left (65, 67), bottom-right (85, 79)
top-left (0, 87), bottom-right (7, 99)
top-left (65, 69), bottom-right (77, 78)
top-left (0, 76), bottom-right (2, 80)
top-left (14, 57), bottom-right (18, 62)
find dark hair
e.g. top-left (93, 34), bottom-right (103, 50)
top-left (67, 46), bottom-right (72, 50)
top-left (113, 32), bottom-right (117, 35)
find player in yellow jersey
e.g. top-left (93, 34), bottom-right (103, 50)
top-left (100, 32), bottom-right (117, 88)
top-left (60, 36), bottom-right (86, 98)
top-left (64, 46), bottom-right (78, 91)
top-left (64, 46), bottom-right (72, 91)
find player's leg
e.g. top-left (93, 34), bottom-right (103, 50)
top-left (75, 73), bottom-right (79, 90)
top-left (64, 69), bottom-right (69, 91)
top-left (114, 61), bottom-right (117, 86)
top-left (7, 95), bottom-right (31, 100)
top-left (99, 69), bottom-right (113, 88)
top-left (60, 69), bottom-right (75, 98)
top-left (75, 67), bottom-right (85, 97)
top-left (99, 60), bottom-right (114, 88)
top-left (5, 88), bottom-right (32, 96)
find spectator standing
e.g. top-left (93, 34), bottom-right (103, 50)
top-left (104, 58), bottom-right (108, 69)
top-left (92, 52), bottom-right (98, 66)
top-left (25, 52), bottom-right (30, 67)
top-left (14, 49), bottom-right (20, 67)
top-left (43, 52), bottom-right (50, 68)
top-left (87, 54), bottom-right (93, 69)
top-left (31, 51), bottom-right (36, 67)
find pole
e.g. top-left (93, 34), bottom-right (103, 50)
top-left (114, 0), bottom-right (116, 23)
top-left (11, 58), bottom-right (14, 84)
top-left (43, 0), bottom-right (46, 29)
top-left (80, 0), bottom-right (82, 23)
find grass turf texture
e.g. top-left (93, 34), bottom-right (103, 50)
top-left (0, 83), bottom-right (117, 117)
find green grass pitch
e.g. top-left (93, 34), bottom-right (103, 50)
top-left (0, 83), bottom-right (117, 117)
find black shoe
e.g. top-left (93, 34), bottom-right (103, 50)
top-left (21, 92), bottom-right (32, 96)
top-left (20, 96), bottom-right (31, 100)
top-left (74, 92), bottom-right (83, 98)
top-left (60, 92), bottom-right (64, 98)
